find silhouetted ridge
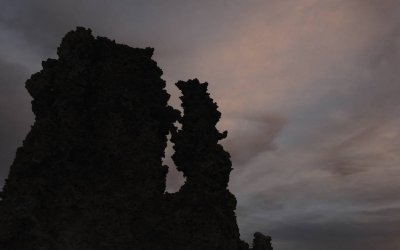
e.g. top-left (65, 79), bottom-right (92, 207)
top-left (0, 27), bottom-right (272, 250)
top-left (165, 79), bottom-right (241, 249)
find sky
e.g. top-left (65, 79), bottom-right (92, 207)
top-left (1, 0), bottom-right (400, 249)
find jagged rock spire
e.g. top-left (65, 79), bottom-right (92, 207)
top-left (167, 79), bottom-right (242, 249)
top-left (252, 232), bottom-right (273, 250)
top-left (0, 28), bottom-right (272, 250)
top-left (0, 27), bottom-right (178, 249)
top-left (172, 79), bottom-right (231, 190)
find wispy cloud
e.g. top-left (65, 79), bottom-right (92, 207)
top-left (1, 1), bottom-right (400, 249)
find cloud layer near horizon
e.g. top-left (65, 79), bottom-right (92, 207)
top-left (1, 1), bottom-right (400, 249)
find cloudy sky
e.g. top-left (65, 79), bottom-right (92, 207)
top-left (1, 1), bottom-right (400, 249)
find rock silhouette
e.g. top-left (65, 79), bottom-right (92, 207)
top-left (166, 79), bottom-right (242, 249)
top-left (0, 27), bottom-right (272, 250)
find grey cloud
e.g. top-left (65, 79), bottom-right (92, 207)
top-left (221, 114), bottom-right (286, 165)
top-left (2, 1), bottom-right (400, 249)
top-left (163, 135), bottom-right (185, 193)
top-left (321, 126), bottom-right (384, 176)
top-left (0, 0), bottom-right (254, 68)
top-left (0, 59), bottom-right (33, 186)
top-left (312, 19), bottom-right (400, 176)
top-left (237, 188), bottom-right (400, 250)
top-left (268, 218), bottom-right (400, 250)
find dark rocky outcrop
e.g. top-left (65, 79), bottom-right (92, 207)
top-left (0, 27), bottom-right (272, 250)
top-left (252, 232), bottom-right (273, 250)
top-left (165, 79), bottom-right (242, 249)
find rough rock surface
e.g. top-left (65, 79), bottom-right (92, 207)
top-left (166, 79), bottom-right (243, 249)
top-left (0, 27), bottom-right (272, 250)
